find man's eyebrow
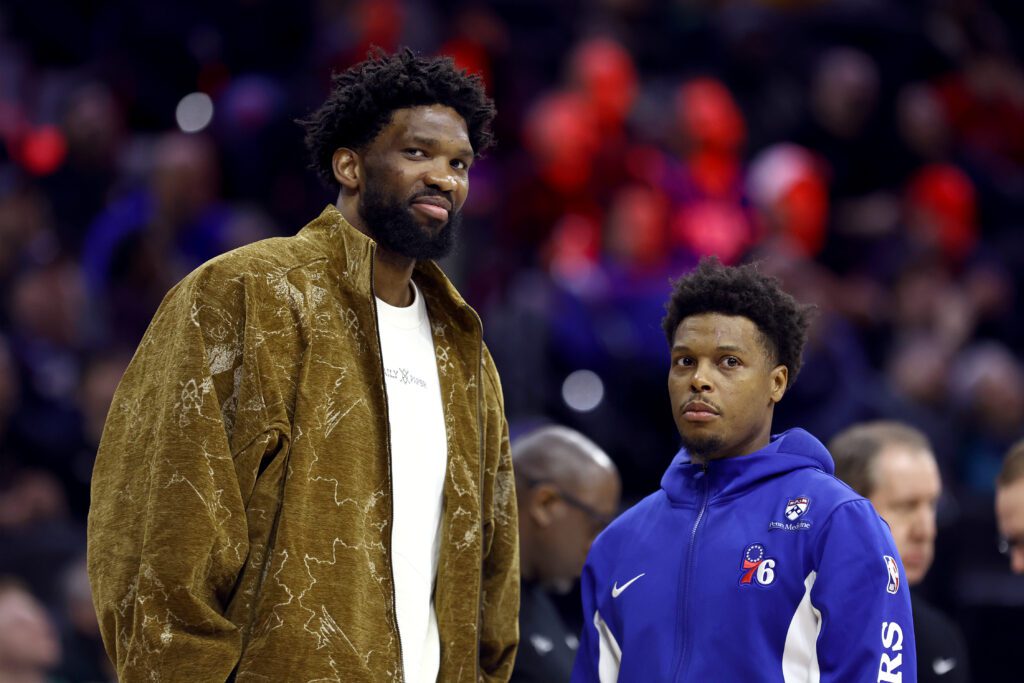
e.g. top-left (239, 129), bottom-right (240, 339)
top-left (671, 344), bottom-right (746, 352)
top-left (408, 134), bottom-right (474, 159)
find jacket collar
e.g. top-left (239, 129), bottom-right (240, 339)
top-left (299, 204), bottom-right (478, 329)
top-left (660, 428), bottom-right (834, 505)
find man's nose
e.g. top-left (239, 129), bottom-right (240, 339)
top-left (690, 361), bottom-right (713, 392)
top-left (911, 506), bottom-right (936, 540)
top-left (424, 164), bottom-right (456, 193)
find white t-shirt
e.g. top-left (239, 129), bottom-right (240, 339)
top-left (376, 281), bottom-right (448, 683)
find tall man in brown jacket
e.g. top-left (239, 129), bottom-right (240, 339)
top-left (87, 49), bottom-right (519, 682)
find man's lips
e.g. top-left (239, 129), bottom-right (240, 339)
top-left (411, 195), bottom-right (452, 221)
top-left (682, 400), bottom-right (720, 422)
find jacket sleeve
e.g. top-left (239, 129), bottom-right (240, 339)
top-left (478, 355), bottom-right (520, 682)
top-left (571, 548), bottom-right (620, 683)
top-left (810, 499), bottom-right (918, 682)
top-left (87, 270), bottom-right (270, 682)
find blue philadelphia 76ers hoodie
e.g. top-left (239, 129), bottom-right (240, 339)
top-left (571, 428), bottom-right (916, 683)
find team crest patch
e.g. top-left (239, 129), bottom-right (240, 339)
top-left (883, 555), bottom-right (900, 594)
top-left (771, 496), bottom-right (812, 530)
top-left (785, 496), bottom-right (810, 521)
top-left (739, 543), bottom-right (777, 586)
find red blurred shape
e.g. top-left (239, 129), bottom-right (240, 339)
top-left (747, 144), bottom-right (829, 256)
top-left (545, 213), bottom-right (602, 283)
top-left (569, 37), bottom-right (638, 133)
top-left (671, 200), bottom-right (751, 264)
top-left (356, 0), bottom-right (402, 54)
top-left (440, 38), bottom-right (492, 87)
top-left (907, 163), bottom-right (977, 264)
top-left (606, 185), bottom-right (668, 269)
top-left (20, 125), bottom-right (67, 176)
top-left (676, 78), bottom-right (746, 153)
top-left (524, 91), bottom-right (600, 193)
top-left (197, 62), bottom-right (231, 97)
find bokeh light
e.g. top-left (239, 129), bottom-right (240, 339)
top-left (175, 92), bottom-right (214, 133)
top-left (562, 369), bottom-right (604, 412)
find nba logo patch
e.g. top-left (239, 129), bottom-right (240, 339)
top-left (785, 497), bottom-right (809, 521)
top-left (883, 555), bottom-right (900, 594)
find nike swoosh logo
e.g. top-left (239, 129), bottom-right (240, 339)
top-left (933, 658), bottom-right (956, 675)
top-left (611, 573), bottom-right (646, 598)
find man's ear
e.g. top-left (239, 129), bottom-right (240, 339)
top-left (332, 148), bottom-right (361, 190)
top-left (528, 484), bottom-right (561, 528)
top-left (769, 364), bottom-right (788, 404)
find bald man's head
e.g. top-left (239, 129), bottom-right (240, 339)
top-left (513, 425), bottom-right (621, 591)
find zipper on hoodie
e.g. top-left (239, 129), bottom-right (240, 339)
top-left (369, 253), bottom-right (406, 682)
top-left (674, 461), bottom-right (709, 681)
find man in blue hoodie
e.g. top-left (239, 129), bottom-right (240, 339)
top-left (572, 257), bottom-right (916, 682)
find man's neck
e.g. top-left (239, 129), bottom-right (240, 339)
top-left (373, 248), bottom-right (416, 307)
top-left (337, 200), bottom-right (416, 308)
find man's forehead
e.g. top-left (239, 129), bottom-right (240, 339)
top-left (672, 312), bottom-right (762, 347)
top-left (388, 105), bottom-right (470, 143)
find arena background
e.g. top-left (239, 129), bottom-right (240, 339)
top-left (0, 0), bottom-right (1022, 679)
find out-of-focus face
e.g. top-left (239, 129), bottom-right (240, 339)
top-left (996, 478), bottom-right (1024, 575)
top-left (0, 585), bottom-right (61, 672)
top-left (533, 466), bottom-right (621, 593)
top-left (668, 313), bottom-right (787, 462)
top-left (868, 446), bottom-right (941, 585)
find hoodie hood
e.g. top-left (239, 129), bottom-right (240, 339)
top-left (660, 428), bottom-right (834, 505)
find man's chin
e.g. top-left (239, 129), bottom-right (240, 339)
top-left (679, 431), bottom-right (725, 460)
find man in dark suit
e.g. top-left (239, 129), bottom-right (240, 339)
top-left (831, 421), bottom-right (970, 682)
top-left (511, 426), bottom-right (620, 683)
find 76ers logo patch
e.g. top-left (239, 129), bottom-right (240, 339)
top-left (785, 497), bottom-right (810, 521)
top-left (739, 543), bottom-right (777, 586)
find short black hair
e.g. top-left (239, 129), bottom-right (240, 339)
top-left (298, 47), bottom-right (497, 188)
top-left (661, 257), bottom-right (812, 387)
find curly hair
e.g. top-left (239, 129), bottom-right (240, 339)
top-left (298, 47), bottom-right (497, 188)
top-left (661, 257), bottom-right (813, 387)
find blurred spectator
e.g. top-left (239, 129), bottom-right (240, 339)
top-left (38, 83), bottom-right (124, 253)
top-left (747, 143), bottom-right (829, 257)
top-left (950, 342), bottom-right (1024, 492)
top-left (0, 578), bottom-right (61, 683)
top-left (831, 421), bottom-right (970, 682)
top-left (55, 557), bottom-right (113, 683)
top-left (0, 185), bottom-right (59, 289)
top-left (665, 77), bottom-right (756, 265)
top-left (81, 132), bottom-right (236, 343)
top-left (905, 163), bottom-right (978, 269)
top-left (511, 425), bottom-right (620, 683)
top-left (995, 440), bottom-right (1024, 575)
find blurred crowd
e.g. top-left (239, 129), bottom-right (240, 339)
top-left (1, 0), bottom-right (1023, 680)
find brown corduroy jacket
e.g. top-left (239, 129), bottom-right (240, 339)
top-left (87, 205), bottom-right (519, 682)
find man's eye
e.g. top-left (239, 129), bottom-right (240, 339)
top-left (406, 149), bottom-right (426, 157)
top-left (723, 357), bottom-right (740, 367)
top-left (676, 357), bottom-right (693, 366)
top-left (452, 159), bottom-right (468, 170)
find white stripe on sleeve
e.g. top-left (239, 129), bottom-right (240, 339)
top-left (782, 571), bottom-right (822, 683)
top-left (594, 609), bottom-right (622, 683)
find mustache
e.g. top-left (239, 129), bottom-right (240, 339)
top-left (410, 188), bottom-right (454, 205)
top-left (682, 396), bottom-right (722, 414)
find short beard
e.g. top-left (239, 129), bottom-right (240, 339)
top-left (680, 433), bottom-right (725, 463)
top-left (358, 174), bottom-right (460, 261)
